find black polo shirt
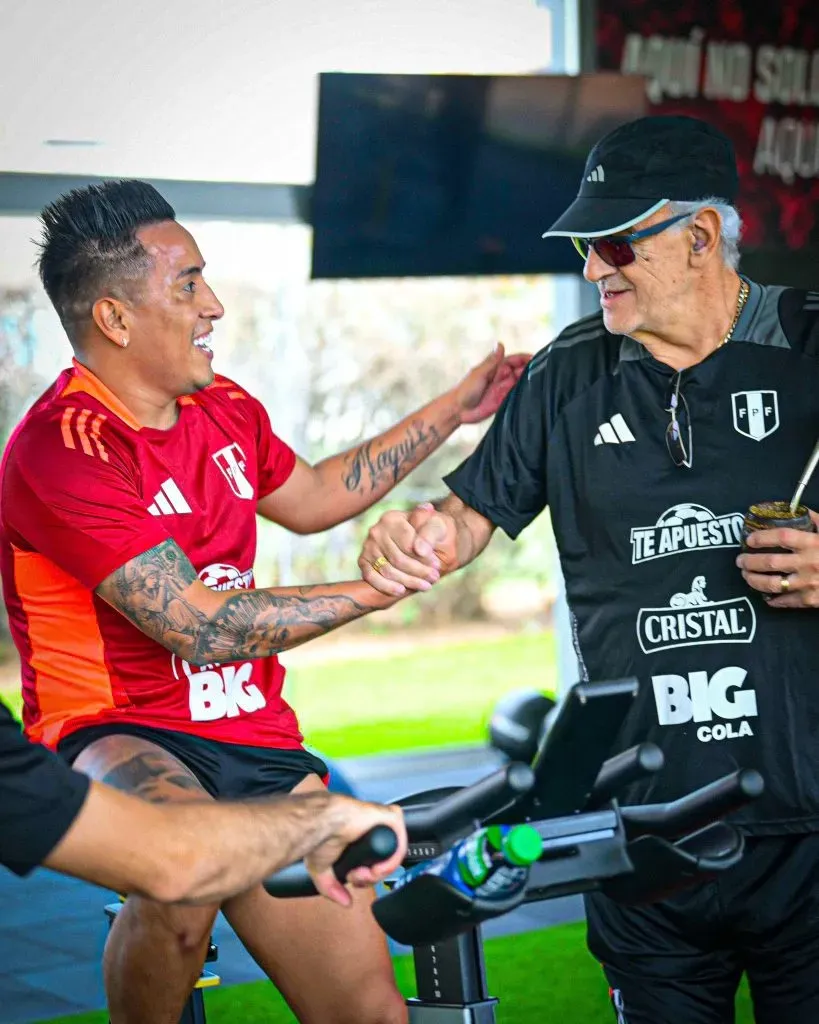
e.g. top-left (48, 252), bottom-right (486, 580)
top-left (0, 700), bottom-right (89, 875)
top-left (446, 280), bottom-right (819, 834)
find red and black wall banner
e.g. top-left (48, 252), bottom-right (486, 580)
top-left (595, 1), bottom-right (819, 274)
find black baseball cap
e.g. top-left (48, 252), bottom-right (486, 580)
top-left (542, 115), bottom-right (739, 239)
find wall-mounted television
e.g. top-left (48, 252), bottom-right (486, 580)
top-left (311, 72), bottom-right (647, 279)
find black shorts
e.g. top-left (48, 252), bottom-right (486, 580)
top-left (58, 723), bottom-right (329, 800)
top-left (586, 832), bottom-right (819, 1024)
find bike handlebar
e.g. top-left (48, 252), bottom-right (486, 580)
top-left (587, 742), bottom-right (665, 809)
top-left (401, 762), bottom-right (535, 840)
top-left (262, 825), bottom-right (399, 898)
top-left (620, 768), bottom-right (765, 840)
top-left (261, 764), bottom-right (764, 905)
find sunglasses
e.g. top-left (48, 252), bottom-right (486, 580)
top-left (571, 212), bottom-right (691, 268)
top-left (665, 371), bottom-right (692, 469)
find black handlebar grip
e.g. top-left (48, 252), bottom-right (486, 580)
top-left (737, 768), bottom-right (765, 798)
top-left (587, 743), bottom-right (665, 809)
top-left (332, 825), bottom-right (399, 881)
top-left (263, 825), bottom-right (399, 898)
top-left (621, 768), bottom-right (765, 840)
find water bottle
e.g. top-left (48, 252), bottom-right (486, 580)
top-left (395, 823), bottom-right (543, 901)
top-left (374, 823), bottom-right (543, 946)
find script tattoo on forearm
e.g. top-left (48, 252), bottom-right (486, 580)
top-left (193, 586), bottom-right (371, 663)
top-left (342, 420), bottom-right (440, 494)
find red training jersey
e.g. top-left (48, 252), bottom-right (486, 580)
top-left (0, 359), bottom-right (303, 751)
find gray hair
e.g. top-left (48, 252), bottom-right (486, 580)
top-left (666, 198), bottom-right (742, 271)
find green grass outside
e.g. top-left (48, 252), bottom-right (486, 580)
top-left (33, 923), bottom-right (755, 1024)
top-left (287, 631), bottom-right (557, 757)
top-left (0, 685), bottom-right (21, 719)
top-left (1, 632), bottom-right (558, 759)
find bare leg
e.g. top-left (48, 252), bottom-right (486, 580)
top-left (222, 772), bottom-right (407, 1024)
top-left (74, 735), bottom-right (219, 1024)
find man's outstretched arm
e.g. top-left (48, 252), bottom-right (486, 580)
top-left (45, 781), bottom-right (406, 906)
top-left (257, 346), bottom-right (529, 534)
top-left (95, 538), bottom-right (416, 666)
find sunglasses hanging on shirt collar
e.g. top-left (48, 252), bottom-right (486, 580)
top-left (665, 371), bottom-right (693, 469)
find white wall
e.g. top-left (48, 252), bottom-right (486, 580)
top-left (1, 0), bottom-right (552, 183)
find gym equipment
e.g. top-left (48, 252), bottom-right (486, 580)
top-left (487, 689), bottom-right (556, 765)
top-left (265, 677), bottom-right (764, 1023)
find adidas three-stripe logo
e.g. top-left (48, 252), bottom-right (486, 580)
top-left (586, 164), bottom-right (605, 183)
top-left (61, 407), bottom-right (109, 461)
top-left (148, 478), bottom-right (192, 516)
top-left (594, 414), bottom-right (635, 446)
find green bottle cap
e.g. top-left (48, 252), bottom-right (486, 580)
top-left (502, 824), bottom-right (543, 866)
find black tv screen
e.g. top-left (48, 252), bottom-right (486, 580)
top-left (311, 72), bottom-right (647, 279)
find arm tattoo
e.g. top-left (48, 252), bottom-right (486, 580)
top-left (101, 752), bottom-right (204, 804)
top-left (342, 419), bottom-right (440, 494)
top-left (98, 539), bottom-right (377, 665)
top-left (97, 539), bottom-right (209, 648)
top-left (193, 587), bottom-right (371, 664)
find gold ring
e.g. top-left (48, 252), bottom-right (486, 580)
top-left (780, 575), bottom-right (791, 593)
top-left (372, 555), bottom-right (390, 575)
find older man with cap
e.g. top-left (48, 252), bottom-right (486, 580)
top-left (358, 114), bottom-right (819, 1023)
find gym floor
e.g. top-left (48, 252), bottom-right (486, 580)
top-left (0, 746), bottom-right (584, 1024)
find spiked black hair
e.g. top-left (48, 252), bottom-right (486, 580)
top-left (36, 179), bottom-right (176, 340)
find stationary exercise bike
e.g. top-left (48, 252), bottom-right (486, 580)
top-left (266, 677), bottom-right (764, 1023)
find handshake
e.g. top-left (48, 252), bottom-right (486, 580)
top-left (358, 502), bottom-right (462, 599)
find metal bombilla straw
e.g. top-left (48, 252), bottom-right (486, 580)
top-left (789, 439), bottom-right (819, 515)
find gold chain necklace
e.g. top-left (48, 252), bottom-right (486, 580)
top-left (719, 279), bottom-right (750, 348)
